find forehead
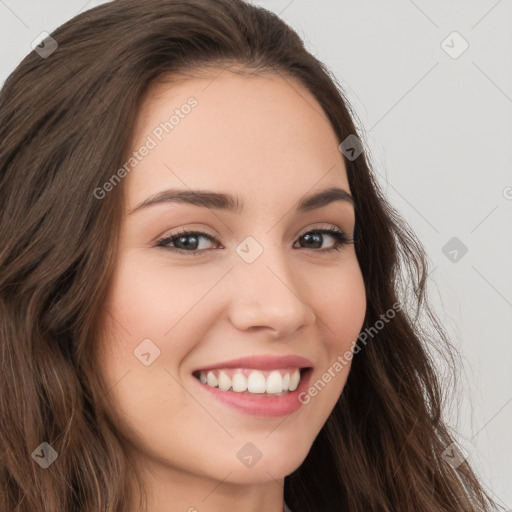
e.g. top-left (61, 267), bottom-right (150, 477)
top-left (125, 69), bottom-right (350, 211)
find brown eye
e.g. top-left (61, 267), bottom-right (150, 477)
top-left (294, 228), bottom-right (352, 253)
top-left (156, 230), bottom-right (220, 255)
top-left (156, 226), bottom-right (353, 256)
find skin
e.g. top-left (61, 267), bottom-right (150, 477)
top-left (95, 68), bottom-right (367, 512)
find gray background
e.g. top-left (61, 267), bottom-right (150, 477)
top-left (1, 0), bottom-right (511, 506)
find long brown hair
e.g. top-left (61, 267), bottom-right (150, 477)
top-left (0, 1), bottom-right (500, 510)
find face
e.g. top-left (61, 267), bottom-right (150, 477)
top-left (95, 69), bottom-right (366, 491)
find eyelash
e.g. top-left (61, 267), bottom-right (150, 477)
top-left (155, 224), bottom-right (354, 256)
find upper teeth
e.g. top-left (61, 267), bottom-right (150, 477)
top-left (197, 368), bottom-right (301, 394)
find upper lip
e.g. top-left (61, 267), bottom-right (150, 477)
top-left (192, 354), bottom-right (314, 373)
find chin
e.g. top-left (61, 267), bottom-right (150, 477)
top-left (212, 437), bottom-right (312, 484)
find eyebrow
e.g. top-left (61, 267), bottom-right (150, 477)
top-left (128, 186), bottom-right (354, 215)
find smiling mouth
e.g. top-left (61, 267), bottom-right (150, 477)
top-left (192, 367), bottom-right (311, 396)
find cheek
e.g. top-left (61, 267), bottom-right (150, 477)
top-left (297, 266), bottom-right (366, 432)
top-left (96, 251), bottom-right (229, 409)
top-left (312, 260), bottom-right (367, 351)
top-left (104, 250), bottom-right (214, 342)
top-left (301, 260), bottom-right (366, 412)
top-left (96, 253), bottom-right (199, 404)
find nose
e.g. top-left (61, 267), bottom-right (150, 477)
top-left (226, 247), bottom-right (316, 338)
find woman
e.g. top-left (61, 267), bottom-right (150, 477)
top-left (0, 0), bottom-right (500, 511)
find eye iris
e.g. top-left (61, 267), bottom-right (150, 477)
top-left (177, 234), bottom-right (199, 250)
top-left (302, 232), bottom-right (322, 249)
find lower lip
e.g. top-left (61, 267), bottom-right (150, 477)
top-left (193, 369), bottom-right (313, 417)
